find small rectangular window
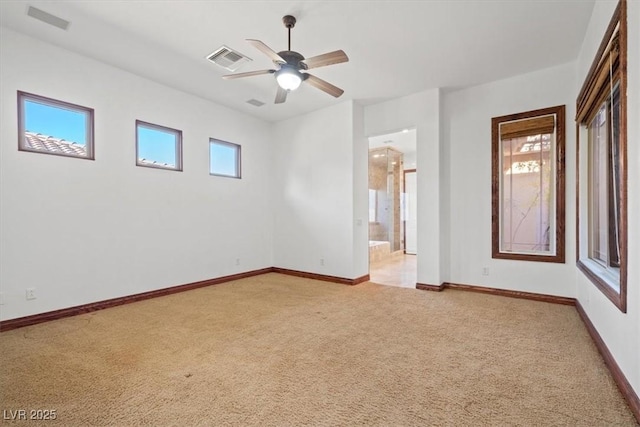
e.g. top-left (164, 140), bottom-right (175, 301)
top-left (492, 105), bottom-right (566, 263)
top-left (136, 120), bottom-right (182, 171)
top-left (209, 139), bottom-right (241, 178)
top-left (18, 91), bottom-right (94, 160)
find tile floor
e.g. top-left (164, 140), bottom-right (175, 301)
top-left (369, 254), bottom-right (417, 288)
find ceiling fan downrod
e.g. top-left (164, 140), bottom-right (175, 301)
top-left (282, 15), bottom-right (296, 51)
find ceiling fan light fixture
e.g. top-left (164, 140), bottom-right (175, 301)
top-left (223, 16), bottom-right (349, 103)
top-left (276, 67), bottom-right (302, 91)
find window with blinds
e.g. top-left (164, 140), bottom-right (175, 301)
top-left (491, 105), bottom-right (565, 263)
top-left (576, 0), bottom-right (627, 312)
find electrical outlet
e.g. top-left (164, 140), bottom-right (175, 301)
top-left (26, 288), bottom-right (36, 300)
top-left (320, 258), bottom-right (325, 266)
top-left (482, 267), bottom-right (490, 276)
top-left (235, 258), bottom-right (240, 266)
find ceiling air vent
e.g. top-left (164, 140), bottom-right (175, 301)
top-left (26, 6), bottom-right (70, 30)
top-left (206, 46), bottom-right (252, 72)
top-left (246, 99), bottom-right (265, 107)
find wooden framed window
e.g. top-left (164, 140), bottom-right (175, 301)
top-left (576, 0), bottom-right (627, 312)
top-left (491, 105), bottom-right (565, 263)
top-left (18, 91), bottom-right (94, 160)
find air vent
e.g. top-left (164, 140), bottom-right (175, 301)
top-left (26, 6), bottom-right (70, 30)
top-left (206, 46), bottom-right (252, 72)
top-left (246, 99), bottom-right (265, 107)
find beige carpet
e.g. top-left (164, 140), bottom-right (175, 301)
top-left (0, 273), bottom-right (636, 426)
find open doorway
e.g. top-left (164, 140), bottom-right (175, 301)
top-left (367, 129), bottom-right (417, 288)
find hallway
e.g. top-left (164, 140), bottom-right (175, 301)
top-left (369, 254), bottom-right (417, 289)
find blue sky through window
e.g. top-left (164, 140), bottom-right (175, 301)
top-left (210, 141), bottom-right (238, 177)
top-left (25, 100), bottom-right (87, 145)
top-left (137, 125), bottom-right (178, 165)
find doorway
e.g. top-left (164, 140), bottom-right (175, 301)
top-left (367, 129), bottom-right (417, 288)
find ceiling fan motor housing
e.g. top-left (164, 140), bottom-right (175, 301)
top-left (277, 50), bottom-right (307, 69)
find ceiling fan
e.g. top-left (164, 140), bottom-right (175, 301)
top-left (222, 15), bottom-right (349, 104)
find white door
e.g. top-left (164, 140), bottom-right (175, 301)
top-left (404, 171), bottom-right (417, 254)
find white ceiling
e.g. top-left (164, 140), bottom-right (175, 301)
top-left (0, 0), bottom-right (595, 123)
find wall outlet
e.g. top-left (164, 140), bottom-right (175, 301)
top-left (320, 258), bottom-right (325, 266)
top-left (26, 288), bottom-right (36, 300)
top-left (235, 258), bottom-right (240, 266)
top-left (482, 267), bottom-right (490, 276)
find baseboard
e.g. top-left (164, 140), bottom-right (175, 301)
top-left (0, 267), bottom-right (369, 332)
top-left (352, 274), bottom-right (371, 285)
top-left (416, 283), bottom-right (444, 292)
top-left (575, 301), bottom-right (640, 423)
top-left (416, 281), bottom-right (575, 305)
top-left (272, 267), bottom-right (369, 286)
top-left (442, 282), bottom-right (576, 306)
top-left (0, 268), bottom-right (272, 332)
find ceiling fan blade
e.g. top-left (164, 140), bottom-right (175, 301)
top-left (304, 74), bottom-right (344, 98)
top-left (222, 69), bottom-right (275, 80)
top-left (275, 86), bottom-right (288, 104)
top-left (247, 39), bottom-right (286, 64)
top-left (302, 50), bottom-right (349, 70)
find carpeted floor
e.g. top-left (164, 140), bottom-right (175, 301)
top-left (0, 273), bottom-right (636, 426)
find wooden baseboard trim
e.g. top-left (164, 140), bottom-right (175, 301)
top-left (272, 267), bottom-right (369, 286)
top-left (0, 268), bottom-right (272, 332)
top-left (575, 301), bottom-right (640, 423)
top-left (416, 281), bottom-right (574, 305)
top-left (416, 283), bottom-right (444, 291)
top-left (352, 274), bottom-right (371, 285)
top-left (441, 282), bottom-right (576, 305)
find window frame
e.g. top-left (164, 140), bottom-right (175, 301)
top-left (17, 91), bottom-right (95, 160)
top-left (491, 105), bottom-right (566, 263)
top-left (135, 120), bottom-right (183, 172)
top-left (209, 138), bottom-right (241, 179)
top-left (576, 0), bottom-right (627, 312)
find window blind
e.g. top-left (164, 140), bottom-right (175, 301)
top-left (499, 115), bottom-right (555, 140)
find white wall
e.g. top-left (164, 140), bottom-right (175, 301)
top-left (364, 89), bottom-right (442, 285)
top-left (352, 103), bottom-right (369, 278)
top-left (574, 0), bottom-right (639, 399)
top-left (439, 93), bottom-right (451, 281)
top-left (0, 28), bottom-right (273, 321)
top-left (442, 62), bottom-right (577, 297)
top-left (272, 101), bottom-right (362, 279)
